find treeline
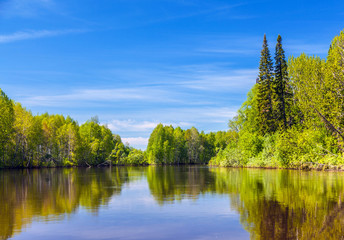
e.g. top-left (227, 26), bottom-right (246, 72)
top-left (211, 30), bottom-right (344, 168)
top-left (3, 30), bottom-right (344, 169)
top-left (0, 91), bottom-right (145, 168)
top-left (146, 124), bottom-right (235, 164)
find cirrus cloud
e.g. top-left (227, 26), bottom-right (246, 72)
top-left (0, 29), bottom-right (87, 44)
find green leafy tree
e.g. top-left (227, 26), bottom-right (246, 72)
top-left (146, 124), bottom-right (165, 164)
top-left (56, 118), bottom-right (81, 166)
top-left (126, 149), bottom-right (146, 165)
top-left (324, 30), bottom-right (344, 146)
top-left (173, 127), bottom-right (186, 164)
top-left (12, 103), bottom-right (34, 167)
top-left (0, 89), bottom-right (14, 165)
top-left (185, 127), bottom-right (202, 164)
top-left (79, 119), bottom-right (114, 166)
top-left (146, 124), bottom-right (175, 164)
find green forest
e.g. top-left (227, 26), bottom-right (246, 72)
top-left (147, 30), bottom-right (344, 170)
top-left (210, 30), bottom-right (344, 169)
top-left (1, 29), bottom-right (344, 169)
top-left (0, 96), bottom-right (144, 168)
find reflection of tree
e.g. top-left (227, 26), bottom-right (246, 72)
top-left (147, 166), bottom-right (215, 204)
top-left (0, 167), bottom-right (136, 240)
top-left (2, 167), bottom-right (344, 239)
top-left (147, 166), bottom-right (344, 239)
top-left (210, 168), bottom-right (344, 240)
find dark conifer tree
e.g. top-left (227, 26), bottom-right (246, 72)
top-left (273, 35), bottom-right (292, 129)
top-left (257, 34), bottom-right (274, 134)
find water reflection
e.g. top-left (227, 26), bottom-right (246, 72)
top-left (147, 166), bottom-right (215, 204)
top-left (210, 168), bottom-right (344, 239)
top-left (0, 167), bottom-right (140, 239)
top-left (1, 166), bottom-right (344, 239)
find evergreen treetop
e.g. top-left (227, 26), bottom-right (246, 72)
top-left (256, 34), bottom-right (274, 134)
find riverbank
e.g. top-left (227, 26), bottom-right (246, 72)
top-left (2, 161), bottom-right (344, 171)
top-left (209, 163), bottom-right (344, 172)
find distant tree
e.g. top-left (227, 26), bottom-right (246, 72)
top-left (79, 119), bottom-right (114, 166)
top-left (173, 127), bottom-right (186, 164)
top-left (185, 127), bottom-right (201, 164)
top-left (146, 124), bottom-right (175, 164)
top-left (90, 116), bottom-right (99, 124)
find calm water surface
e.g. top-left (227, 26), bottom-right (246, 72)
top-left (1, 166), bottom-right (344, 239)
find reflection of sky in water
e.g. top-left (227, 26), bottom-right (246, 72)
top-left (5, 167), bottom-right (344, 240)
top-left (13, 177), bottom-right (247, 240)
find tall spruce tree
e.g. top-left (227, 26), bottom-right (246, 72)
top-left (257, 34), bottom-right (274, 134)
top-left (273, 35), bottom-right (290, 129)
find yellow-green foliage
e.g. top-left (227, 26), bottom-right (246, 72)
top-left (213, 30), bottom-right (344, 169)
top-left (0, 95), bottom-right (125, 168)
top-left (212, 126), bottom-right (342, 168)
top-left (124, 149), bottom-right (147, 165)
top-left (146, 124), bottom-right (234, 165)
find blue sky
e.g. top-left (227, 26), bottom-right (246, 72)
top-left (0, 0), bottom-right (344, 149)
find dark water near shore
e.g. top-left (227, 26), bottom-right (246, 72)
top-left (1, 166), bottom-right (344, 240)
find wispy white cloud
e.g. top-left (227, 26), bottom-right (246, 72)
top-left (179, 69), bottom-right (257, 91)
top-left (97, 64), bottom-right (257, 93)
top-left (197, 36), bottom-right (329, 57)
top-left (194, 34), bottom-right (262, 56)
top-left (106, 119), bottom-right (192, 133)
top-left (134, 3), bottom-right (247, 27)
top-left (20, 87), bottom-right (173, 107)
top-left (107, 120), bottom-right (159, 132)
top-left (0, 29), bottom-right (87, 43)
top-left (106, 119), bottom-right (192, 149)
top-left (18, 65), bottom-right (256, 108)
top-left (197, 48), bottom-right (257, 55)
top-left (102, 107), bottom-right (238, 130)
top-left (286, 43), bottom-right (329, 55)
top-left (1, 0), bottom-right (56, 17)
top-left (154, 107), bottom-right (237, 125)
top-left (203, 107), bottom-right (238, 119)
top-left (121, 137), bottom-right (149, 149)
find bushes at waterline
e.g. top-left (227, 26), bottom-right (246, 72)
top-left (210, 126), bottom-right (344, 169)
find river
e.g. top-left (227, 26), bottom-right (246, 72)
top-left (1, 166), bottom-right (343, 239)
